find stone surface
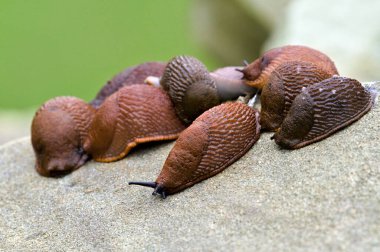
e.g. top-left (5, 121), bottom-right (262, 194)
top-left (1, 88), bottom-right (380, 251)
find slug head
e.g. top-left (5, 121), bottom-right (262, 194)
top-left (241, 48), bottom-right (282, 89)
top-left (242, 51), bottom-right (277, 80)
top-left (32, 109), bottom-right (86, 177)
top-left (31, 97), bottom-right (94, 177)
top-left (242, 45), bottom-right (339, 90)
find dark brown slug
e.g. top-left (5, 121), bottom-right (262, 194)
top-left (158, 55), bottom-right (256, 124)
top-left (31, 96), bottom-right (95, 177)
top-left (90, 62), bottom-right (166, 108)
top-left (273, 76), bottom-right (373, 149)
top-left (84, 84), bottom-right (186, 162)
top-left (129, 102), bottom-right (261, 198)
top-left (260, 61), bottom-right (334, 131)
top-left (241, 45), bottom-right (339, 90)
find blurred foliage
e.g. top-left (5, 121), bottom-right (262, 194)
top-left (0, 0), bottom-right (218, 109)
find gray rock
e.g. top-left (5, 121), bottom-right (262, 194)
top-left (1, 86), bottom-right (380, 251)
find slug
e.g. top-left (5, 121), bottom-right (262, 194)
top-left (84, 84), bottom-right (186, 162)
top-left (156, 55), bottom-right (256, 124)
top-left (31, 96), bottom-right (95, 177)
top-left (90, 62), bottom-right (166, 108)
top-left (129, 102), bottom-right (261, 198)
top-left (241, 45), bottom-right (339, 90)
top-left (260, 61), bottom-right (334, 131)
top-left (272, 76), bottom-right (373, 149)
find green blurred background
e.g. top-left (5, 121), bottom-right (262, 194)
top-left (0, 0), bottom-right (218, 110)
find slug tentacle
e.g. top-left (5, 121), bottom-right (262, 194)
top-left (273, 76), bottom-right (373, 149)
top-left (242, 45), bottom-right (339, 90)
top-left (130, 102), bottom-right (261, 197)
top-left (84, 84), bottom-right (186, 162)
top-left (91, 62), bottom-right (166, 108)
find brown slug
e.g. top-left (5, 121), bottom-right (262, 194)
top-left (273, 76), bottom-right (373, 149)
top-left (31, 96), bottom-right (95, 177)
top-left (129, 102), bottom-right (261, 198)
top-left (157, 55), bottom-right (256, 124)
top-left (241, 45), bottom-right (339, 90)
top-left (90, 62), bottom-right (166, 108)
top-left (260, 61), bottom-right (334, 131)
top-left (84, 84), bottom-right (186, 162)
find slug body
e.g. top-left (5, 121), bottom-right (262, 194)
top-left (129, 102), bottom-right (261, 198)
top-left (91, 62), bottom-right (166, 108)
top-left (31, 97), bottom-right (95, 177)
top-left (84, 84), bottom-right (186, 162)
top-left (273, 76), bottom-right (373, 149)
top-left (260, 61), bottom-right (334, 131)
top-left (242, 45), bottom-right (339, 90)
top-left (159, 55), bottom-right (256, 124)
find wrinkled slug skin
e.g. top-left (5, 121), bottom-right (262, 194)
top-left (91, 62), bottom-right (166, 108)
top-left (31, 97), bottom-right (95, 177)
top-left (260, 61), bottom-right (334, 131)
top-left (155, 102), bottom-right (261, 195)
top-left (84, 84), bottom-right (186, 162)
top-left (160, 55), bottom-right (221, 124)
top-left (274, 77), bottom-right (373, 149)
top-left (242, 45), bottom-right (339, 89)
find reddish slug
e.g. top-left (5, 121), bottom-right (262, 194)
top-left (129, 102), bottom-right (261, 198)
top-left (84, 84), bottom-right (186, 162)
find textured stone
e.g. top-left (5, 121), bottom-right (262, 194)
top-left (0, 84), bottom-right (379, 251)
